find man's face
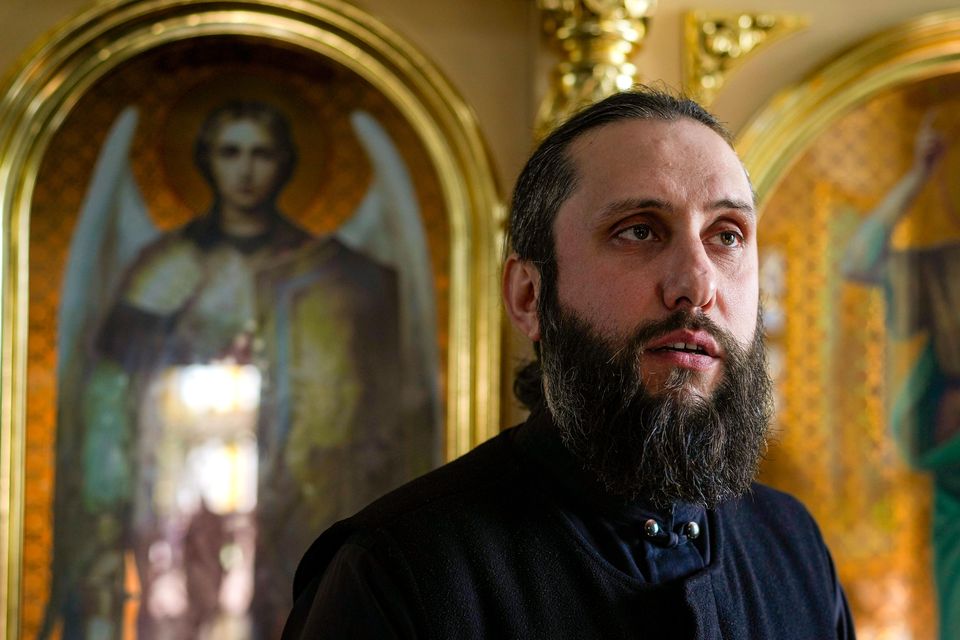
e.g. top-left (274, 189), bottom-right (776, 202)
top-left (209, 118), bottom-right (283, 213)
top-left (551, 118), bottom-right (758, 399)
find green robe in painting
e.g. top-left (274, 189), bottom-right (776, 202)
top-left (884, 244), bottom-right (960, 638)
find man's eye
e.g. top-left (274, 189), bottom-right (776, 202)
top-left (717, 231), bottom-right (742, 247)
top-left (619, 224), bottom-right (653, 241)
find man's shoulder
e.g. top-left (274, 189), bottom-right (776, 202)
top-left (291, 426), bottom-right (526, 598)
top-left (721, 482), bottom-right (818, 532)
top-left (354, 425), bottom-right (523, 525)
top-left (740, 481), bottom-right (809, 512)
top-left (717, 482), bottom-right (832, 568)
top-left (709, 490), bottom-right (848, 637)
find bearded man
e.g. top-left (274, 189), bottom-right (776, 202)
top-left (282, 88), bottom-right (854, 639)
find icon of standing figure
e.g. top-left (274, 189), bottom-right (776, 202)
top-left (844, 109), bottom-right (960, 639)
top-left (44, 99), bottom-right (440, 639)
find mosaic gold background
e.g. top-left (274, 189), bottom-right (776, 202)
top-left (755, 74), bottom-right (960, 639)
top-left (23, 36), bottom-right (447, 638)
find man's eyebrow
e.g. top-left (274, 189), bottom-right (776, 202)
top-left (595, 197), bottom-right (755, 223)
top-left (711, 198), bottom-right (756, 217)
top-left (595, 198), bottom-right (674, 224)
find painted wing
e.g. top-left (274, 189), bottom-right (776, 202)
top-left (337, 111), bottom-right (442, 463)
top-left (43, 106), bottom-right (159, 639)
top-left (57, 106), bottom-right (159, 381)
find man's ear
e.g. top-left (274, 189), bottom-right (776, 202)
top-left (503, 253), bottom-right (541, 341)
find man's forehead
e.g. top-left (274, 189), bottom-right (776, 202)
top-left (565, 117), bottom-right (753, 206)
top-left (570, 117), bottom-right (735, 165)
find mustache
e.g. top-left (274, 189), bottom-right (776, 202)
top-left (611, 309), bottom-right (742, 362)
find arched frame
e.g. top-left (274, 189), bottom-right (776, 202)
top-left (0, 1), bottom-right (502, 636)
top-left (738, 10), bottom-right (960, 638)
top-left (739, 10), bottom-right (960, 199)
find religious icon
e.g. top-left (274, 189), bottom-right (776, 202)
top-left (843, 106), bottom-right (960, 640)
top-left (41, 96), bottom-right (440, 638)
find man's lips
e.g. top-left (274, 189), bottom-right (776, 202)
top-left (643, 329), bottom-right (720, 359)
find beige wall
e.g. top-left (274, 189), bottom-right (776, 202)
top-left (2, 0), bottom-right (958, 424)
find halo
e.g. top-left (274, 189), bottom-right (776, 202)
top-left (161, 72), bottom-right (329, 215)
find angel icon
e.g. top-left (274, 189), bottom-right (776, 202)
top-left (43, 100), bottom-right (440, 639)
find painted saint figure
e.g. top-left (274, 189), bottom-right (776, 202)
top-left (44, 100), bottom-right (438, 639)
top-left (843, 114), bottom-right (960, 639)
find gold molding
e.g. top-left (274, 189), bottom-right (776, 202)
top-left (684, 11), bottom-right (807, 106)
top-left (737, 9), bottom-right (960, 206)
top-left (0, 1), bottom-right (502, 636)
top-left (535, 0), bottom-right (657, 140)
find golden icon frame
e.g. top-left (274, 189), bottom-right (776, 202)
top-left (0, 1), bottom-right (503, 637)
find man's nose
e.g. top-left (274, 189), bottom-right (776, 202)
top-left (660, 236), bottom-right (717, 311)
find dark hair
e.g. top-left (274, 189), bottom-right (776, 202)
top-left (508, 87), bottom-right (734, 409)
top-left (193, 100), bottom-right (298, 198)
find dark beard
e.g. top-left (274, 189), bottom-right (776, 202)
top-left (538, 300), bottom-right (773, 509)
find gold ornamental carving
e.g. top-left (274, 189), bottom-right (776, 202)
top-left (684, 11), bottom-right (807, 106)
top-left (535, 0), bottom-right (657, 139)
